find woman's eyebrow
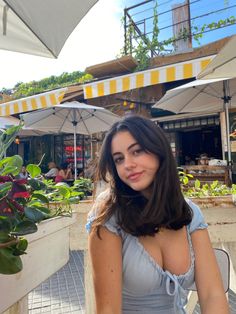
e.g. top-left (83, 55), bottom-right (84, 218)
top-left (112, 152), bottom-right (122, 157)
top-left (127, 142), bottom-right (139, 151)
top-left (112, 142), bottom-right (139, 157)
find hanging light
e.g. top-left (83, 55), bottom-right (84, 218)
top-left (129, 102), bottom-right (135, 109)
top-left (15, 136), bottom-right (20, 145)
top-left (123, 100), bottom-right (128, 107)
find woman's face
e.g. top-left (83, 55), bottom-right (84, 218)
top-left (111, 131), bottom-right (160, 197)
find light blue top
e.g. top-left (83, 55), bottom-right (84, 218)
top-left (86, 193), bottom-right (208, 314)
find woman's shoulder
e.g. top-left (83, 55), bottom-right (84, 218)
top-left (86, 189), bottom-right (123, 237)
top-left (86, 189), bottom-right (110, 232)
top-left (185, 198), bottom-right (208, 233)
top-left (91, 189), bottom-right (110, 214)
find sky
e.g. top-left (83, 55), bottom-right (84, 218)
top-left (0, 0), bottom-right (235, 90)
top-left (0, 0), bottom-right (128, 89)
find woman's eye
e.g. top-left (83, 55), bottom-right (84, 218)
top-left (114, 157), bottom-right (123, 164)
top-left (133, 149), bottom-right (143, 155)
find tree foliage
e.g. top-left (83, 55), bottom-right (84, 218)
top-left (0, 71), bottom-right (93, 100)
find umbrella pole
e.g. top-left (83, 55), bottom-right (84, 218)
top-left (90, 135), bottom-right (93, 159)
top-left (82, 135), bottom-right (85, 172)
top-left (73, 121), bottom-right (77, 181)
top-left (225, 103), bottom-right (232, 163)
top-left (223, 80), bottom-right (232, 181)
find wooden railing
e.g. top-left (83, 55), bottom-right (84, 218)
top-left (182, 165), bottom-right (231, 186)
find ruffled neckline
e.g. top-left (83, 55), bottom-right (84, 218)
top-left (134, 227), bottom-right (195, 279)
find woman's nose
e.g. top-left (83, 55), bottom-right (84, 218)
top-left (124, 156), bottom-right (136, 169)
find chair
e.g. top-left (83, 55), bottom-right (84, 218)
top-left (188, 248), bottom-right (230, 293)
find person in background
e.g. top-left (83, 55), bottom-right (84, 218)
top-left (55, 162), bottom-right (73, 183)
top-left (198, 153), bottom-right (210, 165)
top-left (87, 115), bottom-right (229, 313)
top-left (18, 166), bottom-right (28, 179)
top-left (44, 161), bottom-right (58, 180)
top-left (83, 158), bottom-right (97, 181)
top-left (184, 155), bottom-right (195, 165)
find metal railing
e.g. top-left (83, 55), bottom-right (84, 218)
top-left (124, 0), bottom-right (236, 56)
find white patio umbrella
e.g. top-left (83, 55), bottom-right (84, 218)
top-left (21, 101), bottom-right (121, 179)
top-left (0, 115), bottom-right (21, 128)
top-left (153, 77), bottom-right (236, 166)
top-left (0, 115), bottom-right (47, 136)
top-left (198, 35), bottom-right (236, 80)
top-left (0, 0), bottom-right (98, 58)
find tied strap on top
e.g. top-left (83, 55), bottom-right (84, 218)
top-left (85, 214), bottom-right (95, 233)
top-left (165, 271), bottom-right (188, 314)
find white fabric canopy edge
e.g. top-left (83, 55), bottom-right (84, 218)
top-left (197, 35), bottom-right (236, 80)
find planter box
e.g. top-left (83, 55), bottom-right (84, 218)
top-left (69, 199), bottom-right (95, 314)
top-left (70, 199), bottom-right (93, 251)
top-left (0, 214), bottom-right (76, 314)
top-left (190, 195), bottom-right (235, 208)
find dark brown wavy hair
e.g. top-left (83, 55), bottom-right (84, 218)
top-left (93, 114), bottom-right (192, 237)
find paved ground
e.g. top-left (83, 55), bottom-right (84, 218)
top-left (28, 251), bottom-right (85, 314)
top-left (29, 250), bottom-right (236, 314)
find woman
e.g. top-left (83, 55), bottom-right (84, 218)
top-left (18, 166), bottom-right (28, 179)
top-left (55, 162), bottom-right (73, 183)
top-left (44, 161), bottom-right (58, 180)
top-left (87, 115), bottom-right (229, 314)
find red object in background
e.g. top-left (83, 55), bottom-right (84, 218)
top-left (65, 146), bottom-right (82, 152)
top-left (66, 158), bottom-right (83, 163)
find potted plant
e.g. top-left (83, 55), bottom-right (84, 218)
top-left (0, 125), bottom-right (79, 313)
top-left (179, 169), bottom-right (236, 207)
top-left (72, 177), bottom-right (93, 199)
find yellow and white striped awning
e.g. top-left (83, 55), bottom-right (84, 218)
top-left (0, 87), bottom-right (67, 116)
top-left (83, 55), bottom-right (215, 99)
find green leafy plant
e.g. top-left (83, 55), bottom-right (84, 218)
top-left (72, 177), bottom-right (93, 199)
top-left (0, 125), bottom-right (79, 275)
top-left (182, 180), bottom-right (231, 198)
top-left (178, 168), bottom-right (194, 185)
top-left (178, 169), bottom-right (234, 198)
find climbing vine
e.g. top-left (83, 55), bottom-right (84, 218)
top-left (0, 72), bottom-right (93, 99)
top-left (121, 1), bottom-right (236, 71)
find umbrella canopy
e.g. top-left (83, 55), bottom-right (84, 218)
top-left (0, 0), bottom-right (98, 58)
top-left (153, 77), bottom-right (236, 165)
top-left (0, 115), bottom-right (20, 128)
top-left (198, 35), bottom-right (236, 80)
top-left (21, 101), bottom-right (121, 178)
top-left (0, 115), bottom-right (48, 136)
top-left (21, 102), bottom-right (121, 134)
top-left (153, 78), bottom-right (236, 113)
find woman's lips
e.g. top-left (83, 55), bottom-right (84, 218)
top-left (128, 172), bottom-right (143, 181)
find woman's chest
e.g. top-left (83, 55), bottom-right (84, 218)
top-left (138, 227), bottom-right (191, 275)
top-left (122, 228), bottom-right (194, 295)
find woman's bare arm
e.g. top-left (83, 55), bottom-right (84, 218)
top-left (191, 228), bottom-right (229, 313)
top-left (58, 169), bottom-right (72, 180)
top-left (89, 226), bottom-right (122, 314)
